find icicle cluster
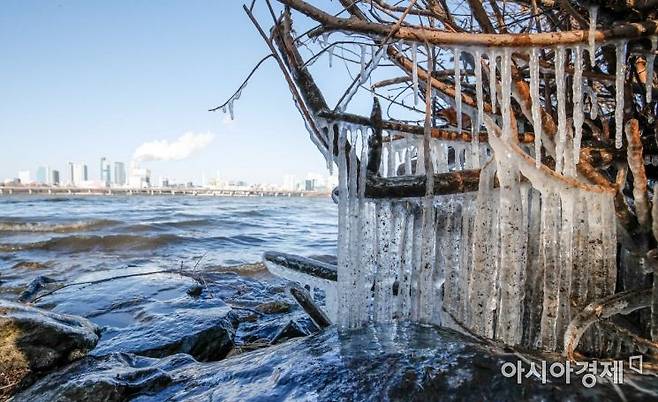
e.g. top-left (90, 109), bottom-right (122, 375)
top-left (274, 36), bottom-right (643, 356)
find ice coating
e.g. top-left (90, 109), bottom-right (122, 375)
top-left (615, 41), bottom-right (627, 149)
top-left (336, 47), bottom-right (385, 113)
top-left (529, 47), bottom-right (543, 167)
top-left (268, 41), bottom-right (622, 356)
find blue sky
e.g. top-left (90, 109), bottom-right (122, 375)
top-left (0, 1), bottom-right (355, 185)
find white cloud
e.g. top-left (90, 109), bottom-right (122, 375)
top-left (133, 132), bottom-right (215, 162)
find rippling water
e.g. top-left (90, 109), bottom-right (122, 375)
top-left (0, 195), bottom-right (337, 298)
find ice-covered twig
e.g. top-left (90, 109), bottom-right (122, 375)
top-left (563, 288), bottom-right (652, 360)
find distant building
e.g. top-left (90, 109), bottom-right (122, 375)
top-left (283, 175), bottom-right (297, 191)
top-left (100, 157), bottom-right (111, 187)
top-left (128, 164), bottom-right (151, 189)
top-left (51, 170), bottom-right (60, 186)
top-left (36, 166), bottom-right (48, 184)
top-left (35, 166), bottom-right (60, 186)
top-left (304, 179), bottom-right (317, 191)
top-left (114, 162), bottom-right (126, 186)
top-left (18, 170), bottom-right (31, 184)
top-left (66, 162), bottom-right (75, 186)
top-left (67, 162), bottom-right (88, 186)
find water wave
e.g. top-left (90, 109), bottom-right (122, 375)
top-left (0, 234), bottom-right (181, 253)
top-left (0, 219), bottom-right (117, 233)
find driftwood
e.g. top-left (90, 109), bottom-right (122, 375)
top-left (563, 288), bottom-right (654, 360)
top-left (262, 251), bottom-right (337, 282)
top-left (289, 285), bottom-right (332, 328)
top-left (365, 170), bottom-right (482, 198)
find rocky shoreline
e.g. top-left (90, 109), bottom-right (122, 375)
top-left (2, 260), bottom-right (658, 401)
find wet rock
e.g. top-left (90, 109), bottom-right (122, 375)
top-left (197, 271), bottom-right (318, 345)
top-left (255, 300), bottom-right (292, 314)
top-left (36, 269), bottom-right (237, 362)
top-left (186, 284), bottom-right (203, 297)
top-left (12, 353), bottom-right (194, 402)
top-left (18, 275), bottom-right (57, 303)
top-left (269, 319), bottom-right (312, 344)
top-left (12, 261), bottom-right (49, 270)
top-left (16, 323), bottom-right (657, 401)
top-left (0, 300), bottom-right (99, 398)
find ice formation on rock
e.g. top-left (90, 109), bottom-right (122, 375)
top-left (271, 39), bottom-right (629, 355)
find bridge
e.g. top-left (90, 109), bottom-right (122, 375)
top-left (0, 186), bottom-right (328, 198)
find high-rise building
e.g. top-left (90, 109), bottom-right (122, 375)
top-left (68, 162), bottom-right (75, 186)
top-left (68, 162), bottom-right (88, 186)
top-left (283, 175), bottom-right (297, 191)
top-left (128, 164), bottom-right (151, 189)
top-left (100, 157), bottom-right (111, 187)
top-left (35, 166), bottom-right (59, 186)
top-left (36, 166), bottom-right (48, 184)
top-left (114, 162), bottom-right (126, 186)
top-left (18, 170), bottom-right (31, 184)
top-left (51, 170), bottom-right (60, 186)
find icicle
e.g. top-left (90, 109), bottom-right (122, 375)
top-left (467, 160), bottom-right (498, 337)
top-left (572, 45), bottom-right (584, 165)
top-left (336, 48), bottom-right (385, 112)
top-left (557, 189), bottom-right (575, 348)
top-left (539, 190), bottom-right (561, 351)
top-left (228, 99), bottom-right (235, 120)
top-left (347, 129), bottom-right (359, 326)
top-left (328, 44), bottom-right (334, 68)
top-left (336, 127), bottom-right (350, 327)
top-left (472, 50), bottom-right (483, 169)
top-left (615, 41), bottom-right (627, 149)
top-left (360, 44), bottom-right (366, 77)
top-left (589, 81), bottom-right (599, 120)
top-left (488, 51), bottom-right (497, 114)
top-left (454, 47), bottom-right (462, 133)
top-left (492, 132), bottom-right (525, 345)
top-left (500, 48), bottom-right (512, 140)
top-left (412, 42), bottom-right (419, 105)
top-left (554, 46), bottom-right (567, 173)
top-left (474, 50), bottom-right (484, 133)
top-left (588, 6), bottom-right (598, 65)
top-left (326, 123), bottom-right (336, 174)
top-left (529, 47), bottom-right (543, 168)
top-left (647, 36), bottom-right (657, 103)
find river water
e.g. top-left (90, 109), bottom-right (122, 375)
top-left (0, 195), bottom-right (337, 298)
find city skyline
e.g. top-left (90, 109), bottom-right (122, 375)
top-left (6, 154), bottom-right (337, 191)
top-left (0, 2), bottom-right (348, 186)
